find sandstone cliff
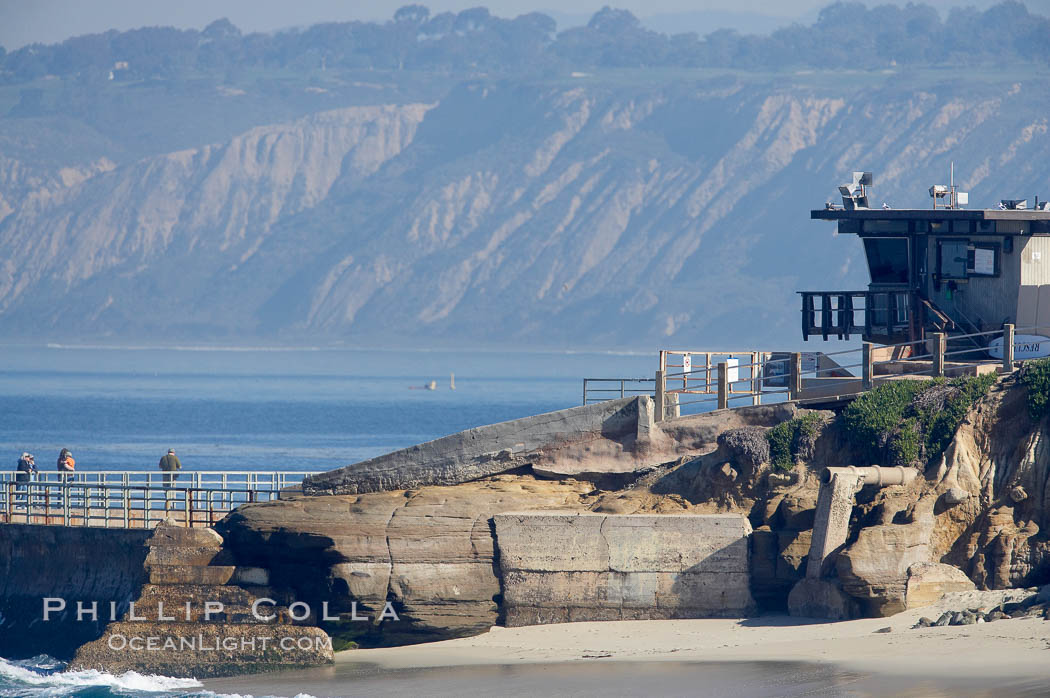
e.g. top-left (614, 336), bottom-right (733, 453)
top-left (213, 373), bottom-right (1050, 645)
top-left (3, 77), bottom-right (1049, 346)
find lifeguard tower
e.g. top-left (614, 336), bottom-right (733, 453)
top-left (801, 171), bottom-right (1050, 360)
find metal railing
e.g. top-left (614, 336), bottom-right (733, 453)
top-left (581, 350), bottom-right (797, 410)
top-left (581, 349), bottom-right (849, 413)
top-left (649, 323), bottom-right (1032, 419)
top-left (0, 471), bottom-right (317, 529)
top-left (582, 377), bottom-right (656, 405)
top-left (659, 350), bottom-right (771, 397)
top-left (0, 470), bottom-right (310, 490)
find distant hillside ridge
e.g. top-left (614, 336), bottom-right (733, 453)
top-left (2, 75), bottom-right (1049, 349)
top-left (0, 1), bottom-right (1047, 85)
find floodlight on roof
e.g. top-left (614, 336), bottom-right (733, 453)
top-left (838, 171), bottom-right (872, 210)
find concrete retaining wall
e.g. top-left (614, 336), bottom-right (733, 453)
top-left (0, 524), bottom-right (151, 659)
top-left (493, 512), bottom-right (756, 625)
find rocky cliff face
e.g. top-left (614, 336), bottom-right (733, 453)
top-left (213, 373), bottom-right (1050, 643)
top-left (217, 479), bottom-right (596, 645)
top-left (2, 77), bottom-right (1049, 347)
top-left (0, 104), bottom-right (429, 335)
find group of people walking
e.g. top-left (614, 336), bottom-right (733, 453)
top-left (14, 448), bottom-right (182, 485)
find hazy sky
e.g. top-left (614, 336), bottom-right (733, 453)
top-left (0, 0), bottom-right (1040, 50)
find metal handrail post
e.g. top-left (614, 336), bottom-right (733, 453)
top-left (751, 352), bottom-right (761, 406)
top-left (790, 353), bottom-right (802, 400)
top-left (1003, 324), bottom-right (1015, 373)
top-left (862, 343), bottom-right (873, 390)
top-left (717, 362), bottom-right (729, 410)
top-left (932, 332), bottom-right (946, 377)
top-left (654, 370), bottom-right (666, 422)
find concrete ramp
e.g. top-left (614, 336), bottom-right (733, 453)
top-left (303, 397), bottom-right (798, 496)
top-left (303, 397), bottom-right (655, 495)
top-left (494, 512), bottom-right (756, 625)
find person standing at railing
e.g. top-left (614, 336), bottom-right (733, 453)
top-left (57, 448), bottom-right (75, 481)
top-left (16, 452), bottom-right (36, 481)
top-left (159, 448), bottom-right (182, 488)
top-left (15, 452), bottom-right (36, 504)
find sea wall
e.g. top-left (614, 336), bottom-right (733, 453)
top-left (494, 512), bottom-right (756, 624)
top-left (0, 524), bottom-right (151, 659)
top-left (303, 396), bottom-right (656, 495)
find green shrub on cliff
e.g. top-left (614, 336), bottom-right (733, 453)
top-left (922, 372), bottom-right (997, 457)
top-left (889, 417), bottom-right (921, 466)
top-left (1019, 358), bottom-right (1050, 420)
top-left (766, 412), bottom-right (824, 471)
top-left (841, 373), bottom-right (996, 467)
top-left (841, 380), bottom-right (928, 464)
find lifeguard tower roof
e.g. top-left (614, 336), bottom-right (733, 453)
top-left (813, 207), bottom-right (1050, 229)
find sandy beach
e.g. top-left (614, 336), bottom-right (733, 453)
top-left (349, 592), bottom-right (1050, 679)
top-left (202, 590), bottom-right (1050, 697)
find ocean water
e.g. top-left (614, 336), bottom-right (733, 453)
top-left (0, 345), bottom-right (654, 474)
top-left (0, 654), bottom-right (310, 698)
top-left (3, 654), bottom-right (1048, 698)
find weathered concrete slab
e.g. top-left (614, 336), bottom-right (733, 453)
top-left (303, 397), bottom-right (653, 495)
top-left (494, 512), bottom-right (755, 624)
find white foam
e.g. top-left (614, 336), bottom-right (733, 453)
top-left (0, 659), bottom-right (322, 698)
top-left (0, 655), bottom-right (202, 692)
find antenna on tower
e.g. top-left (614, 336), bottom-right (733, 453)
top-left (931, 161), bottom-right (967, 209)
top-left (951, 161), bottom-right (960, 209)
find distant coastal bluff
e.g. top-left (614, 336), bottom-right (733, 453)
top-left (6, 373), bottom-right (1050, 676)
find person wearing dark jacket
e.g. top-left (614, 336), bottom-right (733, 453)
top-left (159, 448), bottom-right (182, 488)
top-left (16, 452), bottom-right (36, 482)
top-left (15, 452), bottom-right (36, 504)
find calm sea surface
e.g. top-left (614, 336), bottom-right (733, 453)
top-left (0, 345), bottom-right (653, 473)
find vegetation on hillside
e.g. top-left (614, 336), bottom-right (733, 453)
top-left (1019, 358), bottom-right (1050, 420)
top-left (1, 1), bottom-right (1047, 85)
top-left (841, 373), bottom-right (997, 468)
top-left (766, 412), bottom-right (824, 472)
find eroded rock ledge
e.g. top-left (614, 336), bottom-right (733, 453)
top-left (302, 396), bottom-right (796, 495)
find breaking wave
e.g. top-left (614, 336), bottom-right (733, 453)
top-left (0, 655), bottom-right (316, 698)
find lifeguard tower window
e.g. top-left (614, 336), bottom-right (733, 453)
top-left (863, 237), bottom-right (909, 284)
top-left (939, 240), bottom-right (968, 279)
